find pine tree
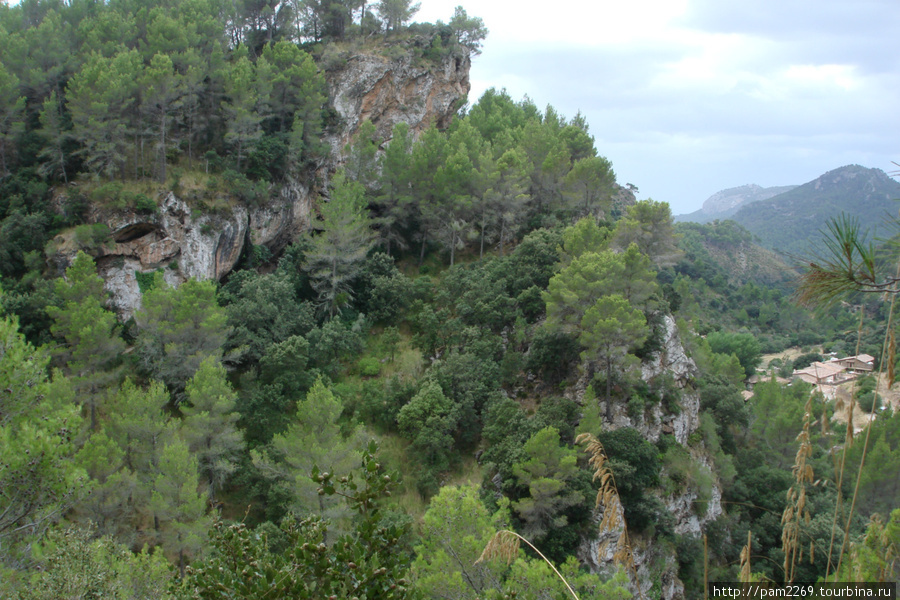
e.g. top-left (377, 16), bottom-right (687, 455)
top-left (0, 63), bottom-right (25, 177)
top-left (252, 377), bottom-right (365, 526)
top-left (66, 49), bottom-right (141, 179)
top-left (375, 122), bottom-right (414, 254)
top-left (134, 273), bottom-right (230, 401)
top-left (37, 90), bottom-right (69, 183)
top-left (47, 252), bottom-right (125, 431)
top-left (0, 309), bottom-right (87, 565)
top-left (221, 53), bottom-right (262, 171)
top-left (511, 426), bottom-right (584, 540)
top-left (303, 171), bottom-right (375, 316)
top-left (411, 484), bottom-right (508, 599)
top-left (180, 356), bottom-right (243, 501)
top-left (150, 439), bottom-right (211, 577)
top-left (562, 155), bottom-right (616, 219)
top-left (141, 53), bottom-right (184, 183)
top-left (578, 294), bottom-right (649, 418)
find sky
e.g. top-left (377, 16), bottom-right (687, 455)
top-left (415, 0), bottom-right (900, 215)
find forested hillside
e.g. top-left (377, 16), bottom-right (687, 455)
top-left (2, 0), bottom-right (900, 597)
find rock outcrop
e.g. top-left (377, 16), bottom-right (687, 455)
top-left (49, 44), bottom-right (469, 316)
top-left (50, 185), bottom-right (312, 317)
top-left (575, 314), bottom-right (723, 599)
top-left (324, 44), bottom-right (470, 155)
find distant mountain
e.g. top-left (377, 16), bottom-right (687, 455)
top-left (676, 184), bottom-right (798, 223)
top-left (727, 165), bottom-right (900, 256)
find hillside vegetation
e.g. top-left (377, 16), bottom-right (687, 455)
top-left (2, 0), bottom-right (900, 597)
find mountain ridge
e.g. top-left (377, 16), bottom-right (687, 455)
top-left (676, 183), bottom-right (798, 223)
top-left (728, 164), bottom-right (900, 256)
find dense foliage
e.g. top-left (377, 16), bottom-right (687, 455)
top-left (1, 0), bottom-right (898, 596)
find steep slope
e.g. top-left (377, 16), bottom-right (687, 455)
top-left (48, 46), bottom-right (469, 317)
top-left (729, 165), bottom-right (900, 256)
top-left (676, 183), bottom-right (797, 223)
top-left (675, 220), bottom-right (798, 291)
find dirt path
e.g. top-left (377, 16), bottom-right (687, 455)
top-left (830, 374), bottom-right (899, 433)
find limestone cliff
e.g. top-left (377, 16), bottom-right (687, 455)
top-left (48, 45), bottom-right (469, 316)
top-left (49, 186), bottom-right (311, 317)
top-left (324, 43), bottom-right (470, 156)
top-left (575, 315), bottom-right (723, 599)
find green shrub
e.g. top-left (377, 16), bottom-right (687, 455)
top-left (135, 269), bottom-right (162, 293)
top-left (357, 356), bottom-right (381, 377)
top-left (857, 391), bottom-right (881, 413)
top-left (133, 193), bottom-right (157, 214)
top-left (73, 223), bottom-right (111, 251)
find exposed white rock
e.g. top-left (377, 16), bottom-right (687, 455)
top-left (325, 46), bottom-right (470, 154)
top-left (50, 185), bottom-right (311, 318)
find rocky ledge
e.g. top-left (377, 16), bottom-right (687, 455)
top-left (49, 183), bottom-right (311, 318)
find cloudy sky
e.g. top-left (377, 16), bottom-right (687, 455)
top-left (416, 0), bottom-right (900, 215)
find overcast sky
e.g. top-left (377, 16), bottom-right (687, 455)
top-left (416, 0), bottom-right (900, 215)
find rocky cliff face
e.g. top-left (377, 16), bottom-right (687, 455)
top-left (50, 185), bottom-right (312, 318)
top-left (324, 45), bottom-right (470, 155)
top-left (576, 315), bottom-right (723, 599)
top-left (49, 46), bottom-right (469, 316)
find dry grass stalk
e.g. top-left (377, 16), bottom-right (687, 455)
top-left (576, 432), bottom-right (644, 600)
top-left (476, 529), bottom-right (520, 566)
top-left (835, 286), bottom-right (899, 578)
top-left (476, 529), bottom-right (580, 600)
top-left (781, 394), bottom-right (815, 582)
top-left (888, 328), bottom-right (896, 388)
top-left (739, 530), bottom-right (752, 583)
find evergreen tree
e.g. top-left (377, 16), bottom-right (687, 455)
top-left (180, 356), bottom-right (243, 501)
top-left (375, 122), bottom-right (414, 254)
top-left (66, 49), bottom-right (141, 179)
top-left (46, 252), bottom-right (125, 431)
top-left (562, 155), bottom-right (616, 219)
top-left (376, 0), bottom-right (419, 34)
top-left (511, 426), bottom-right (584, 541)
top-left (578, 294), bottom-right (649, 418)
top-left (141, 52), bottom-right (184, 183)
top-left (302, 171), bottom-right (375, 316)
top-left (72, 430), bottom-right (138, 540)
top-left (396, 378), bottom-right (459, 493)
top-left (104, 384), bottom-right (166, 473)
top-left (221, 53), bottom-right (262, 171)
top-left (0, 63), bottom-right (26, 177)
top-left (411, 484), bottom-right (507, 599)
top-left (0, 309), bottom-right (86, 566)
top-left (484, 146), bottom-right (530, 256)
top-left (252, 377), bottom-right (365, 525)
top-left (448, 6), bottom-right (487, 55)
top-left (261, 41), bottom-right (325, 141)
top-left (134, 274), bottom-right (230, 401)
top-left (37, 90), bottom-right (69, 183)
top-left (613, 198), bottom-right (683, 267)
top-left (150, 439), bottom-right (212, 576)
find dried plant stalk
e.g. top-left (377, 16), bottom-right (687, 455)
top-left (476, 529), bottom-right (580, 600)
top-left (781, 394), bottom-right (815, 582)
top-left (576, 432), bottom-right (644, 600)
top-left (739, 530), bottom-right (752, 583)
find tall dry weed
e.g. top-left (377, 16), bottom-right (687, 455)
top-left (576, 432), bottom-right (644, 599)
